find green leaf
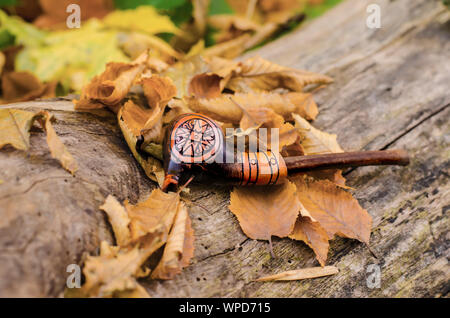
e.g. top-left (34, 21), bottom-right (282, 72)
top-left (0, 28), bottom-right (15, 49)
top-left (0, 9), bottom-right (46, 47)
top-left (209, 0), bottom-right (234, 15)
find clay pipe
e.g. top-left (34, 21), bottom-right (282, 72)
top-left (161, 113), bottom-right (409, 192)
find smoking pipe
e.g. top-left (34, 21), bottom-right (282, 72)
top-left (161, 113), bottom-right (409, 192)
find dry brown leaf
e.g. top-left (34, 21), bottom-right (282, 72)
top-left (188, 73), bottom-right (223, 99)
top-left (188, 56), bottom-right (241, 99)
top-left (1, 71), bottom-right (56, 104)
top-left (208, 14), bottom-right (259, 43)
top-left (118, 32), bottom-right (182, 62)
top-left (229, 181), bottom-right (301, 249)
top-left (37, 111), bottom-right (78, 175)
top-left (141, 75), bottom-right (177, 111)
top-left (293, 113), bottom-right (343, 155)
top-left (292, 176), bottom-right (372, 244)
top-left (75, 241), bottom-right (155, 298)
top-left (0, 109), bottom-right (78, 174)
top-left (118, 106), bottom-right (165, 185)
top-left (281, 135), bottom-right (305, 157)
top-left (306, 169), bottom-right (347, 188)
top-left (239, 106), bottom-right (297, 151)
top-left (193, 0), bottom-right (210, 36)
top-left (203, 33), bottom-right (252, 59)
top-left (151, 202), bottom-right (195, 279)
top-left (100, 195), bottom-right (132, 247)
top-left (125, 188), bottom-right (180, 243)
top-left (186, 91), bottom-right (317, 124)
top-left (75, 52), bottom-right (147, 111)
top-left (256, 266), bottom-right (338, 282)
top-left (163, 55), bottom-right (210, 98)
top-left (289, 216), bottom-right (329, 266)
top-left (0, 108), bottom-right (38, 151)
top-left (227, 56), bottom-right (332, 93)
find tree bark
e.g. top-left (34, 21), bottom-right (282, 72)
top-left (0, 0), bottom-right (448, 297)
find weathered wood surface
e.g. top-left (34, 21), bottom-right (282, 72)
top-left (0, 0), bottom-right (449, 297)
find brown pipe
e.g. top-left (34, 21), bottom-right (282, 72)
top-left (284, 150), bottom-right (410, 173)
top-left (160, 113), bottom-right (410, 192)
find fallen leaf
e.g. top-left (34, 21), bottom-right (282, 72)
top-left (186, 91), bottom-right (317, 124)
top-left (292, 176), bottom-right (372, 244)
top-left (164, 55), bottom-right (210, 98)
top-left (125, 188), bottom-right (181, 243)
top-left (203, 33), bottom-right (252, 59)
top-left (289, 216), bottom-right (329, 266)
top-left (1, 71), bottom-right (56, 103)
top-left (0, 109), bottom-right (78, 174)
top-left (0, 108), bottom-right (38, 150)
top-left (74, 241), bottom-right (156, 297)
top-left (118, 32), bottom-right (182, 62)
top-left (103, 6), bottom-right (179, 35)
top-left (188, 73), bottom-right (224, 99)
top-left (293, 113), bottom-right (343, 155)
top-left (118, 106), bottom-right (165, 185)
top-left (188, 56), bottom-right (241, 98)
top-left (306, 169), bottom-right (347, 188)
top-left (227, 56), bottom-right (332, 93)
top-left (37, 111), bottom-right (78, 175)
top-left (256, 265), bottom-right (338, 282)
top-left (208, 14), bottom-right (259, 43)
top-left (100, 195), bottom-right (132, 247)
top-left (229, 181), bottom-right (301, 251)
top-left (75, 52), bottom-right (147, 110)
top-left (141, 75), bottom-right (177, 112)
top-left (151, 202), bottom-right (195, 279)
top-left (239, 106), bottom-right (297, 151)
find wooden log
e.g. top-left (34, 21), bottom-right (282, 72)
top-left (0, 0), bottom-right (449, 297)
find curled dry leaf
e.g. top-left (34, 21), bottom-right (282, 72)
top-left (151, 202), bottom-right (195, 280)
top-left (0, 109), bottom-right (78, 174)
top-left (188, 56), bottom-right (241, 99)
top-left (227, 56), bottom-right (333, 93)
top-left (186, 91), bottom-right (318, 124)
top-left (229, 180), bottom-right (301, 250)
top-left (118, 106), bottom-right (165, 186)
top-left (118, 32), bottom-right (182, 62)
top-left (207, 14), bottom-right (259, 43)
top-left (100, 195), bottom-right (132, 247)
top-left (289, 216), bottom-right (329, 266)
top-left (293, 113), bottom-right (343, 155)
top-left (292, 176), bottom-right (372, 244)
top-left (1, 71), bottom-right (56, 104)
top-left (256, 266), bottom-right (338, 282)
top-left (71, 241), bottom-right (155, 298)
top-left (75, 52), bottom-right (148, 111)
top-left (139, 75), bottom-right (177, 144)
top-left (125, 188), bottom-right (181, 243)
top-left (164, 55), bottom-right (210, 98)
top-left (239, 106), bottom-right (297, 151)
top-left (37, 111), bottom-right (78, 175)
